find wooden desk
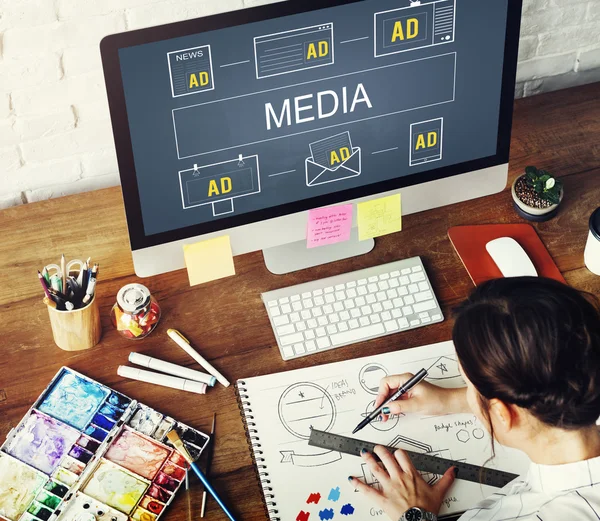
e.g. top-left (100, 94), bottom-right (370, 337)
top-left (1, 83), bottom-right (599, 520)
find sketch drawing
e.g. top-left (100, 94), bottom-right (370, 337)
top-left (456, 429), bottom-right (470, 443)
top-left (278, 382), bottom-right (336, 440)
top-left (278, 382), bottom-right (341, 467)
top-left (358, 363), bottom-right (388, 395)
top-left (426, 355), bottom-right (462, 381)
top-left (280, 449), bottom-right (342, 467)
top-left (359, 434), bottom-right (453, 488)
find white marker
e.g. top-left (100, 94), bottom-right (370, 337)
top-left (129, 352), bottom-right (216, 387)
top-left (167, 329), bottom-right (231, 388)
top-left (117, 366), bottom-right (208, 395)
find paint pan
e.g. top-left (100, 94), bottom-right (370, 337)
top-left (152, 417), bottom-right (175, 441)
top-left (154, 472), bottom-right (179, 492)
top-left (105, 429), bottom-right (171, 480)
top-left (53, 467), bottom-right (79, 487)
top-left (129, 406), bottom-right (164, 436)
top-left (43, 481), bottom-right (68, 498)
top-left (99, 403), bottom-right (125, 422)
top-left (133, 506), bottom-right (157, 521)
top-left (26, 502), bottom-right (52, 521)
top-left (68, 444), bottom-right (93, 464)
top-left (165, 425), bottom-right (207, 460)
top-left (83, 424), bottom-right (109, 442)
top-left (82, 459), bottom-right (150, 514)
top-left (167, 451), bottom-right (188, 468)
top-left (91, 412), bottom-right (116, 431)
top-left (38, 371), bottom-right (109, 430)
top-left (35, 490), bottom-right (61, 510)
top-left (60, 456), bottom-right (86, 476)
top-left (0, 454), bottom-right (46, 521)
top-left (76, 434), bottom-right (101, 453)
top-left (140, 496), bottom-right (165, 514)
top-left (4, 411), bottom-right (80, 475)
top-left (160, 461), bottom-right (186, 481)
top-left (108, 391), bottom-right (132, 411)
top-left (181, 426), bottom-right (210, 449)
top-left (146, 484), bottom-right (172, 503)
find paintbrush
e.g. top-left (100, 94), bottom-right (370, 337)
top-left (201, 413), bottom-right (217, 517)
top-left (166, 429), bottom-right (237, 521)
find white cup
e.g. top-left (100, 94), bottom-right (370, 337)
top-left (584, 207), bottom-right (600, 275)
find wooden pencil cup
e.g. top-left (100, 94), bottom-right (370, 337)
top-left (47, 296), bottom-right (102, 351)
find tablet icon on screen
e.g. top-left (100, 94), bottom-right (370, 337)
top-left (409, 118), bottom-right (443, 166)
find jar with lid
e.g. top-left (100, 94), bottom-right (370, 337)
top-left (110, 283), bottom-right (161, 339)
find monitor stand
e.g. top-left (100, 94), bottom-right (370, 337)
top-left (263, 228), bottom-right (375, 275)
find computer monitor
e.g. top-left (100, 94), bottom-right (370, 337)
top-left (101, 0), bottom-right (522, 277)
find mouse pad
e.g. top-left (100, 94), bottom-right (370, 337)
top-left (448, 224), bottom-right (566, 286)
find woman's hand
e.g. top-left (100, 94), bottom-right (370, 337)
top-left (375, 373), bottom-right (469, 421)
top-left (349, 446), bottom-right (457, 519)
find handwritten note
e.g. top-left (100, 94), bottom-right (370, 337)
top-left (307, 204), bottom-right (353, 248)
top-left (183, 235), bottom-right (235, 286)
top-left (357, 194), bottom-right (402, 241)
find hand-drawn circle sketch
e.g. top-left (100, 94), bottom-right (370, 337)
top-left (359, 363), bottom-right (388, 394)
top-left (278, 382), bottom-right (336, 439)
top-left (363, 400), bottom-right (401, 431)
top-left (472, 428), bottom-right (485, 439)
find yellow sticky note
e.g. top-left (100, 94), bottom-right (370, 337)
top-left (183, 235), bottom-right (235, 286)
top-left (357, 194), bottom-right (402, 241)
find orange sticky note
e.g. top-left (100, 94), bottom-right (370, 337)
top-left (183, 236), bottom-right (235, 286)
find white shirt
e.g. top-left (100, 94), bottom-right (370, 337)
top-left (459, 456), bottom-right (600, 521)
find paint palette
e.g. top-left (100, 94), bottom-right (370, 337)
top-left (0, 368), bottom-right (210, 521)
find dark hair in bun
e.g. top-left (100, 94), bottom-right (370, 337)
top-left (453, 277), bottom-right (600, 431)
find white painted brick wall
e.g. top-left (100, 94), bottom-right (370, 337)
top-left (0, 0), bottom-right (598, 209)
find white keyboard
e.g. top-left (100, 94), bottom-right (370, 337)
top-left (262, 257), bottom-right (444, 361)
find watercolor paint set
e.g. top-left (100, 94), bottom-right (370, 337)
top-left (0, 367), bottom-right (210, 521)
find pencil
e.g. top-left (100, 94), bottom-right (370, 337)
top-left (37, 271), bottom-right (52, 300)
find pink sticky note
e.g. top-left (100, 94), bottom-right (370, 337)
top-left (307, 204), bottom-right (353, 249)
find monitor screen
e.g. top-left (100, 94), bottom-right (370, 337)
top-left (110, 0), bottom-right (515, 246)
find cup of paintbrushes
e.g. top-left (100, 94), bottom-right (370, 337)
top-left (45, 295), bottom-right (102, 351)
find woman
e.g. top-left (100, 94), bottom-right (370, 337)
top-left (349, 277), bottom-right (600, 521)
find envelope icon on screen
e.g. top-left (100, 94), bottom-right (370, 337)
top-left (305, 147), bottom-right (362, 187)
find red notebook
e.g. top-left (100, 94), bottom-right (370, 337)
top-left (448, 224), bottom-right (566, 286)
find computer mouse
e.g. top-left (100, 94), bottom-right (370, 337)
top-left (485, 237), bottom-right (538, 277)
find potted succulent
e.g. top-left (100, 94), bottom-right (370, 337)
top-left (511, 166), bottom-right (563, 222)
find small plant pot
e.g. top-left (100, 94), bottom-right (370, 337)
top-left (511, 174), bottom-right (563, 222)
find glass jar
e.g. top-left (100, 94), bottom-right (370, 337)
top-left (110, 283), bottom-right (161, 339)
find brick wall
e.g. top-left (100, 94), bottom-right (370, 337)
top-left (0, 0), bottom-right (599, 209)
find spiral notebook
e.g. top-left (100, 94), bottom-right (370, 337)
top-left (236, 341), bottom-right (530, 521)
